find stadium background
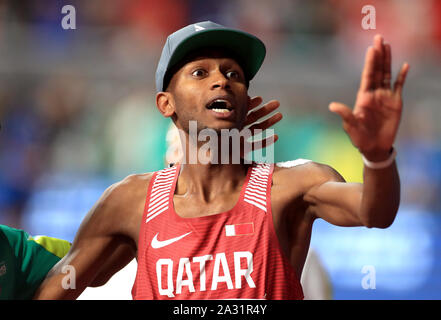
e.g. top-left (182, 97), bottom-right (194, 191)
top-left (0, 0), bottom-right (440, 299)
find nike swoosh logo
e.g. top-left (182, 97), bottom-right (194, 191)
top-left (151, 231), bottom-right (192, 249)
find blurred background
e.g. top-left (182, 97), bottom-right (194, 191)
top-left (0, 0), bottom-right (440, 299)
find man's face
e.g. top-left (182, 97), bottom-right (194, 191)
top-left (166, 50), bottom-right (250, 133)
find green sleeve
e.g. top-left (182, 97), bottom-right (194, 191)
top-left (0, 225), bottom-right (71, 299)
top-left (0, 226), bottom-right (18, 300)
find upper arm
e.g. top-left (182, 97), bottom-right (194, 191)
top-left (88, 240), bottom-right (135, 287)
top-left (33, 178), bottom-right (137, 299)
top-left (301, 162), bottom-right (365, 227)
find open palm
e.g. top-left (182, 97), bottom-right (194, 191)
top-left (330, 35), bottom-right (409, 161)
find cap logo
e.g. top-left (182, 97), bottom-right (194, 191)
top-left (194, 24), bottom-right (205, 31)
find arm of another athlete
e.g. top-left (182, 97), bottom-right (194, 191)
top-left (33, 174), bottom-right (149, 299)
top-left (301, 160), bottom-right (399, 228)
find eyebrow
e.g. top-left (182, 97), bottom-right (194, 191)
top-left (165, 51), bottom-right (248, 91)
top-left (184, 58), bottom-right (244, 73)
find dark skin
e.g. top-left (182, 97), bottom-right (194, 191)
top-left (34, 34), bottom-right (408, 299)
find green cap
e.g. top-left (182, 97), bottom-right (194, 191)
top-left (155, 21), bottom-right (266, 92)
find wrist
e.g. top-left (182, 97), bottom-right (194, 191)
top-left (362, 147), bottom-right (396, 169)
top-left (361, 147), bottom-right (393, 162)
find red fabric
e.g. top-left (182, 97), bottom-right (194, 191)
top-left (233, 223), bottom-right (254, 236)
top-left (132, 163), bottom-right (304, 300)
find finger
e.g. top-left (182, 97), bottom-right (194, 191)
top-left (248, 134), bottom-right (279, 152)
top-left (329, 102), bottom-right (356, 126)
top-left (247, 96), bottom-right (263, 112)
top-left (360, 46), bottom-right (376, 91)
top-left (248, 112), bottom-right (283, 132)
top-left (383, 43), bottom-right (392, 89)
top-left (245, 100), bottom-right (280, 126)
top-left (393, 62), bottom-right (410, 95)
top-left (373, 34), bottom-right (384, 89)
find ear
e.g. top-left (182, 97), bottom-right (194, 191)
top-left (156, 92), bottom-right (175, 118)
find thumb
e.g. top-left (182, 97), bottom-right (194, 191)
top-left (329, 102), bottom-right (356, 126)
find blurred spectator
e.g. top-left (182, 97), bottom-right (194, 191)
top-left (398, 103), bottom-right (441, 212)
top-left (0, 84), bottom-right (48, 227)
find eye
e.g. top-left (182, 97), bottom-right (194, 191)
top-left (226, 70), bottom-right (240, 79)
top-left (191, 69), bottom-right (207, 78)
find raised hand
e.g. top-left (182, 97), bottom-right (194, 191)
top-left (329, 35), bottom-right (409, 161)
top-left (241, 96), bottom-right (282, 155)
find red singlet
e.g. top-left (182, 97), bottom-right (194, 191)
top-left (132, 162), bottom-right (304, 300)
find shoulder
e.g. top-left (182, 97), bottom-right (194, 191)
top-left (0, 225), bottom-right (29, 248)
top-left (273, 159), bottom-right (345, 192)
top-left (97, 172), bottom-right (155, 208)
top-left (0, 224), bottom-right (27, 236)
top-left (0, 225), bottom-right (70, 258)
top-left (79, 172), bottom-right (156, 235)
top-left (29, 236), bottom-right (71, 259)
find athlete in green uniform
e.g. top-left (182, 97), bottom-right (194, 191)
top-left (0, 224), bottom-right (71, 299)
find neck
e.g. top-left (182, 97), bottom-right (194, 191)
top-left (177, 162), bottom-right (249, 202)
top-left (178, 126), bottom-right (250, 166)
top-left (170, 127), bottom-right (252, 200)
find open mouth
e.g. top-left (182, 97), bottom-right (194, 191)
top-left (206, 98), bottom-right (234, 113)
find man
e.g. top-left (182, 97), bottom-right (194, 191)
top-left (164, 123), bottom-right (333, 300)
top-left (0, 223), bottom-right (140, 299)
top-left (0, 224), bottom-right (71, 299)
top-left (34, 21), bottom-right (409, 299)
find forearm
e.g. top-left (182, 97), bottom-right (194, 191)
top-left (33, 250), bottom-right (101, 299)
top-left (34, 272), bottom-right (83, 300)
top-left (359, 159), bottom-right (400, 228)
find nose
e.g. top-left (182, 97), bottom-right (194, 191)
top-left (210, 70), bottom-right (231, 91)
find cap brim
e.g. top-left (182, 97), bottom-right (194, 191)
top-left (166, 28), bottom-right (266, 88)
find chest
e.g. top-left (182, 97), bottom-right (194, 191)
top-left (173, 190), bottom-right (243, 218)
top-left (131, 182), bottom-right (307, 244)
